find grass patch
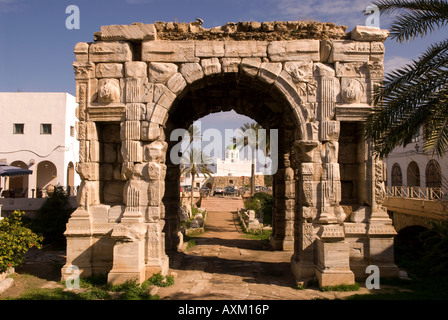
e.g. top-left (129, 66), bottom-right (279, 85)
top-left (321, 282), bottom-right (360, 292)
top-left (3, 272), bottom-right (174, 300)
top-left (242, 229), bottom-right (272, 242)
top-left (185, 239), bottom-right (197, 251)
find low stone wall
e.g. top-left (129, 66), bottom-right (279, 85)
top-left (0, 196), bottom-right (78, 219)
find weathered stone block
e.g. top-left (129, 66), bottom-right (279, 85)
top-left (180, 62), bottom-right (204, 84)
top-left (148, 62), bottom-right (178, 83)
top-left (142, 41), bottom-right (198, 62)
top-left (125, 61), bottom-right (147, 78)
top-left (89, 41), bottom-right (132, 63)
top-left (320, 121), bottom-right (340, 141)
top-left (221, 58), bottom-right (241, 73)
top-left (144, 140), bottom-right (167, 163)
top-left (96, 63), bottom-right (124, 78)
top-left (146, 103), bottom-right (168, 125)
top-left (195, 41), bottom-right (225, 57)
top-left (328, 40), bottom-right (371, 63)
top-left (241, 58), bottom-right (261, 78)
top-left (268, 40), bottom-right (320, 61)
top-left (201, 58), bottom-right (221, 76)
top-left (74, 42), bottom-right (89, 63)
top-left (153, 84), bottom-right (176, 109)
top-left (166, 73), bottom-right (187, 95)
top-left (258, 62), bottom-right (282, 84)
top-left (122, 140), bottom-right (143, 162)
top-left (100, 23), bottom-right (157, 41)
top-left (350, 26), bottom-right (389, 42)
top-left (224, 41), bottom-right (267, 58)
top-left (76, 162), bottom-right (100, 181)
top-left (91, 204), bottom-right (110, 223)
top-left (141, 121), bottom-right (160, 141)
top-left (126, 103), bottom-right (145, 121)
top-left (122, 120), bottom-right (141, 140)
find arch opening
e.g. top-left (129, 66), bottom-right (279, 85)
top-left (162, 72), bottom-right (303, 253)
top-left (9, 160), bottom-right (29, 198)
top-left (36, 160), bottom-right (57, 197)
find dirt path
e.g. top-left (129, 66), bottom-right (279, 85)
top-left (155, 205), bottom-right (370, 300)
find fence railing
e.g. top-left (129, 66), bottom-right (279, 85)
top-left (386, 186), bottom-right (444, 200)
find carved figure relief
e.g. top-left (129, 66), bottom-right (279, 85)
top-left (341, 78), bottom-right (364, 103)
top-left (98, 78), bottom-right (120, 103)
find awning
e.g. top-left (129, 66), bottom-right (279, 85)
top-left (0, 163), bottom-right (33, 177)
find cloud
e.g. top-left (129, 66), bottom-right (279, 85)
top-left (383, 56), bottom-right (413, 75)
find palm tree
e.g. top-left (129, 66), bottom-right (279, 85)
top-left (180, 148), bottom-right (213, 214)
top-left (364, 0), bottom-right (448, 157)
top-left (235, 122), bottom-right (271, 196)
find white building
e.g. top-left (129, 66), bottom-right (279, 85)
top-left (0, 92), bottom-right (80, 198)
top-left (215, 145), bottom-right (253, 176)
top-left (180, 144), bottom-right (260, 189)
top-left (384, 128), bottom-right (448, 198)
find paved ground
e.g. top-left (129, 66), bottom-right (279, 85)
top-left (155, 198), bottom-right (371, 300)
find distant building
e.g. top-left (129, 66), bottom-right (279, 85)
top-left (0, 92), bottom-right (80, 198)
top-left (180, 144), bottom-right (264, 190)
top-left (384, 127), bottom-right (448, 198)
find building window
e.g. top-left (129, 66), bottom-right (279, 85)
top-left (70, 126), bottom-right (75, 137)
top-left (391, 163), bottom-right (402, 186)
top-left (426, 160), bottom-right (442, 189)
top-left (13, 123), bottom-right (24, 134)
top-left (407, 161), bottom-right (420, 187)
top-left (40, 123), bottom-right (52, 135)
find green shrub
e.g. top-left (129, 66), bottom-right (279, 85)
top-left (244, 192), bottom-right (273, 225)
top-left (146, 272), bottom-right (175, 287)
top-left (31, 185), bottom-right (75, 245)
top-left (0, 210), bottom-right (43, 273)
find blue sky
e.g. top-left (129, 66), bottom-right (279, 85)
top-left (1, 0), bottom-right (445, 94)
top-left (0, 0), bottom-right (446, 161)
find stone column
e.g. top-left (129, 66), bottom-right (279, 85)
top-left (270, 153), bottom-right (295, 250)
top-left (313, 63), bottom-right (353, 286)
top-left (62, 47), bottom-right (98, 281)
top-left (291, 160), bottom-right (319, 281)
top-left (367, 143), bottom-right (399, 278)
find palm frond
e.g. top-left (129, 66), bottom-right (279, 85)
top-left (372, 0), bottom-right (448, 42)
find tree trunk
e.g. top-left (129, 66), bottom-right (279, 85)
top-left (251, 147), bottom-right (255, 197)
top-left (190, 173), bottom-right (195, 218)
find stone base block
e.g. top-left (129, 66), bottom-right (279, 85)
top-left (290, 258), bottom-right (315, 281)
top-left (376, 263), bottom-right (400, 278)
top-left (315, 268), bottom-right (355, 287)
top-left (107, 268), bottom-right (146, 285)
top-left (61, 263), bottom-right (92, 282)
top-left (145, 256), bottom-right (169, 278)
top-left (270, 236), bottom-right (294, 251)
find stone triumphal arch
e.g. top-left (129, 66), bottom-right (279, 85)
top-left (62, 21), bottom-right (399, 287)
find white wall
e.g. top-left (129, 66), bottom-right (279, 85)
top-left (384, 130), bottom-right (448, 195)
top-left (0, 92), bottom-right (80, 197)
